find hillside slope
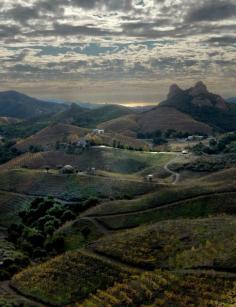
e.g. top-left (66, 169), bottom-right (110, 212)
top-left (0, 91), bottom-right (67, 119)
top-left (14, 124), bottom-right (90, 151)
top-left (136, 106), bottom-right (212, 134)
top-left (100, 106), bottom-right (212, 135)
top-left (74, 104), bottom-right (135, 128)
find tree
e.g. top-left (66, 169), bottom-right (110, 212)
top-left (153, 137), bottom-right (167, 145)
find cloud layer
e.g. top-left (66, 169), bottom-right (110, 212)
top-left (0, 0), bottom-right (235, 103)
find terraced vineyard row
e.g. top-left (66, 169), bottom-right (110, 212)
top-left (80, 269), bottom-right (236, 307)
top-left (0, 152), bottom-right (45, 172)
top-left (0, 169), bottom-right (156, 201)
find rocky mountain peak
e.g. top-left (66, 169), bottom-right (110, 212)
top-left (190, 81), bottom-right (209, 97)
top-left (167, 84), bottom-right (182, 99)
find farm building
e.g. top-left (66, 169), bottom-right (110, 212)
top-left (62, 165), bottom-right (75, 174)
top-left (186, 135), bottom-right (205, 141)
top-left (146, 174), bottom-right (154, 182)
top-left (92, 129), bottom-right (105, 135)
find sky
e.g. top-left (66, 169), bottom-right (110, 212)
top-left (0, 0), bottom-right (235, 105)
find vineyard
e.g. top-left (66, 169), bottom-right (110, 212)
top-left (0, 169), bottom-right (156, 201)
top-left (0, 191), bottom-right (32, 226)
top-left (15, 124), bottom-right (90, 151)
top-left (11, 251), bottom-right (128, 306)
top-left (92, 191), bottom-right (236, 230)
top-left (91, 216), bottom-right (236, 270)
top-left (0, 152), bottom-right (45, 172)
top-left (0, 148), bottom-right (172, 176)
top-left (80, 270), bottom-right (236, 307)
top-left (10, 216), bottom-right (236, 306)
top-left (83, 173), bottom-right (236, 218)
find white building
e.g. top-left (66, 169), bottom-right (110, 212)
top-left (77, 139), bottom-right (88, 148)
top-left (93, 129), bottom-right (105, 135)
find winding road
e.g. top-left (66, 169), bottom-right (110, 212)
top-left (164, 154), bottom-right (181, 185)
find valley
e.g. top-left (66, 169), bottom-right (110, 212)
top-left (0, 83), bottom-right (236, 306)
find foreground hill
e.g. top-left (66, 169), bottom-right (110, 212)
top-left (11, 216), bottom-right (236, 306)
top-left (0, 91), bottom-right (67, 119)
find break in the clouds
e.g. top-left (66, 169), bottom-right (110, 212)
top-left (0, 0), bottom-right (235, 104)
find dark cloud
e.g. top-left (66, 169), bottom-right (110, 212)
top-left (0, 25), bottom-right (20, 38)
top-left (32, 22), bottom-right (117, 37)
top-left (4, 5), bottom-right (40, 24)
top-left (205, 36), bottom-right (236, 46)
top-left (0, 0), bottom-right (235, 92)
top-left (70, 0), bottom-right (133, 11)
top-left (186, 0), bottom-right (236, 22)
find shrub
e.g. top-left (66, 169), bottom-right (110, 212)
top-left (61, 210), bottom-right (76, 223)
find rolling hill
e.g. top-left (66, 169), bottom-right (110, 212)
top-left (100, 106), bottom-right (212, 136)
top-left (0, 91), bottom-right (67, 119)
top-left (0, 149), bottom-right (171, 177)
top-left (11, 216), bottom-right (236, 306)
top-left (0, 168), bottom-right (156, 201)
top-left (136, 106), bottom-right (212, 134)
top-left (14, 124), bottom-right (90, 152)
top-left (74, 104), bottom-right (135, 128)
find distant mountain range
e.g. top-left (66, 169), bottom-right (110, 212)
top-left (0, 83), bottom-right (236, 135)
top-left (46, 98), bottom-right (101, 109)
top-left (226, 97), bottom-right (236, 104)
top-left (0, 91), bottom-right (67, 119)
